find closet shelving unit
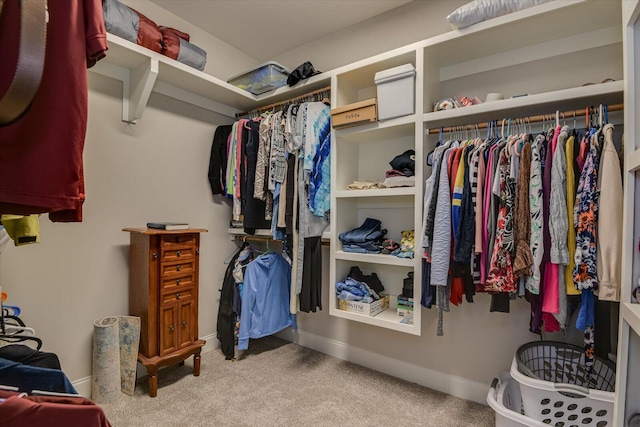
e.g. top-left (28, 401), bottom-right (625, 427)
top-left (614, 0), bottom-right (640, 424)
top-left (90, 33), bottom-right (332, 122)
top-left (329, 0), bottom-right (624, 336)
top-left (330, 48), bottom-right (423, 334)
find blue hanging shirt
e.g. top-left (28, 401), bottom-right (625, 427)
top-left (238, 252), bottom-right (294, 350)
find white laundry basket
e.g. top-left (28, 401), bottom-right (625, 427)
top-left (510, 341), bottom-right (615, 426)
top-left (487, 372), bottom-right (548, 427)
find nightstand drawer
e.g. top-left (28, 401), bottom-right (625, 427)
top-left (161, 274), bottom-right (194, 292)
top-left (162, 246), bottom-right (195, 262)
top-left (161, 287), bottom-right (194, 306)
top-left (161, 234), bottom-right (196, 249)
top-left (160, 260), bottom-right (195, 277)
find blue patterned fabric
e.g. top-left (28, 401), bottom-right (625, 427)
top-left (308, 104), bottom-right (331, 217)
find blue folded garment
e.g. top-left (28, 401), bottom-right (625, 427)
top-left (336, 277), bottom-right (378, 302)
top-left (339, 218), bottom-right (383, 243)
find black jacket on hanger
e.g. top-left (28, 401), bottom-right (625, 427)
top-left (217, 244), bottom-right (246, 360)
top-left (208, 125), bottom-right (233, 195)
top-left (242, 120), bottom-right (271, 234)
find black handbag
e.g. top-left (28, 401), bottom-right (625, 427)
top-left (286, 61), bottom-right (321, 87)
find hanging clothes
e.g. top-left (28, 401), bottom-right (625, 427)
top-left (217, 244), bottom-right (247, 360)
top-left (548, 125), bottom-right (570, 329)
top-left (596, 123), bottom-right (622, 301)
top-left (526, 134), bottom-right (545, 295)
top-left (243, 120), bottom-right (272, 234)
top-left (238, 252), bottom-right (294, 351)
top-left (0, 0), bottom-right (108, 220)
top-left (208, 125), bottom-right (233, 195)
top-left (573, 133), bottom-right (601, 290)
top-left (513, 140), bottom-right (533, 277)
top-left (565, 132), bottom-right (581, 296)
top-left (430, 143), bottom-right (458, 286)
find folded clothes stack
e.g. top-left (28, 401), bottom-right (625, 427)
top-left (389, 229), bottom-right (415, 259)
top-left (339, 218), bottom-right (387, 254)
top-left (384, 149), bottom-right (416, 188)
top-left (335, 266), bottom-right (385, 302)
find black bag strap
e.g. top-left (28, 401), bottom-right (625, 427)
top-left (0, 0), bottom-right (48, 126)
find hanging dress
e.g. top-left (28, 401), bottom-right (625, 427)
top-left (486, 145), bottom-right (516, 292)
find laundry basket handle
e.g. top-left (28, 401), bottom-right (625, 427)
top-left (553, 382), bottom-right (590, 397)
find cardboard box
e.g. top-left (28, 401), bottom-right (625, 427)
top-left (338, 294), bottom-right (389, 317)
top-left (330, 98), bottom-right (377, 129)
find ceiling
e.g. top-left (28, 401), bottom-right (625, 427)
top-left (149, 0), bottom-right (414, 62)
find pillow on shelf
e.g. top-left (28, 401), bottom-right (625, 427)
top-left (103, 0), bottom-right (163, 53)
top-left (446, 0), bottom-right (555, 30)
top-left (160, 27), bottom-right (207, 71)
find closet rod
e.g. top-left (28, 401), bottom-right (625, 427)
top-left (233, 234), bottom-right (330, 246)
top-left (426, 103), bottom-right (624, 134)
top-left (236, 85), bottom-right (331, 118)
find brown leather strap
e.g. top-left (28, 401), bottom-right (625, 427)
top-left (0, 0), bottom-right (47, 126)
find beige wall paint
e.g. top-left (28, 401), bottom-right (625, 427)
top-left (272, 0), bottom-right (469, 72)
top-left (0, 74), bottom-right (237, 383)
top-left (295, 249), bottom-right (538, 387)
top-left (1, 0), bottom-right (546, 399)
top-left (121, 0), bottom-right (260, 80)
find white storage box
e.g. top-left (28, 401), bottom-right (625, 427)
top-left (487, 372), bottom-right (547, 427)
top-left (338, 294), bottom-right (389, 317)
top-left (374, 64), bottom-right (415, 121)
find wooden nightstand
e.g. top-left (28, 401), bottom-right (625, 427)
top-left (123, 228), bottom-right (207, 397)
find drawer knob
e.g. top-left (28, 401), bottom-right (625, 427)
top-left (196, 249), bottom-right (200, 255)
top-left (177, 237), bottom-right (182, 242)
top-left (176, 279), bottom-right (181, 285)
top-left (168, 324), bottom-right (174, 331)
top-left (177, 265), bottom-right (182, 271)
top-left (182, 321), bottom-right (187, 327)
top-left (152, 252), bottom-right (158, 259)
top-left (176, 250), bottom-right (182, 257)
top-left (176, 293), bottom-right (181, 299)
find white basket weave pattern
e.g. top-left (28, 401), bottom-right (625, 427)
top-left (510, 341), bottom-right (615, 427)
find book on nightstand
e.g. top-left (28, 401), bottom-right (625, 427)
top-left (147, 222), bottom-right (189, 230)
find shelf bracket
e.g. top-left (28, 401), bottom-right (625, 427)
top-left (122, 58), bottom-right (159, 124)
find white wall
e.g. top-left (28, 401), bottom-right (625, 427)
top-left (0, 0), bottom-right (564, 404)
top-left (0, 74), bottom-right (237, 388)
top-left (121, 0), bottom-right (260, 80)
top-left (272, 0), bottom-right (469, 72)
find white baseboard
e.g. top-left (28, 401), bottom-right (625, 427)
top-left (72, 333), bottom-right (218, 400)
top-left (72, 376), bottom-right (92, 398)
top-left (200, 333), bottom-right (219, 354)
top-left (276, 329), bottom-right (488, 405)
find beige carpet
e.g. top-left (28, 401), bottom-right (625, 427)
top-left (100, 336), bottom-right (495, 426)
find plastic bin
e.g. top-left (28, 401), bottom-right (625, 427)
top-left (228, 62), bottom-right (291, 95)
top-left (511, 341), bottom-right (615, 426)
top-left (374, 63), bottom-right (415, 121)
top-left (487, 372), bottom-right (548, 427)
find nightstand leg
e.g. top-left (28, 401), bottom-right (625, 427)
top-left (193, 353), bottom-right (201, 376)
top-left (147, 368), bottom-right (158, 397)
